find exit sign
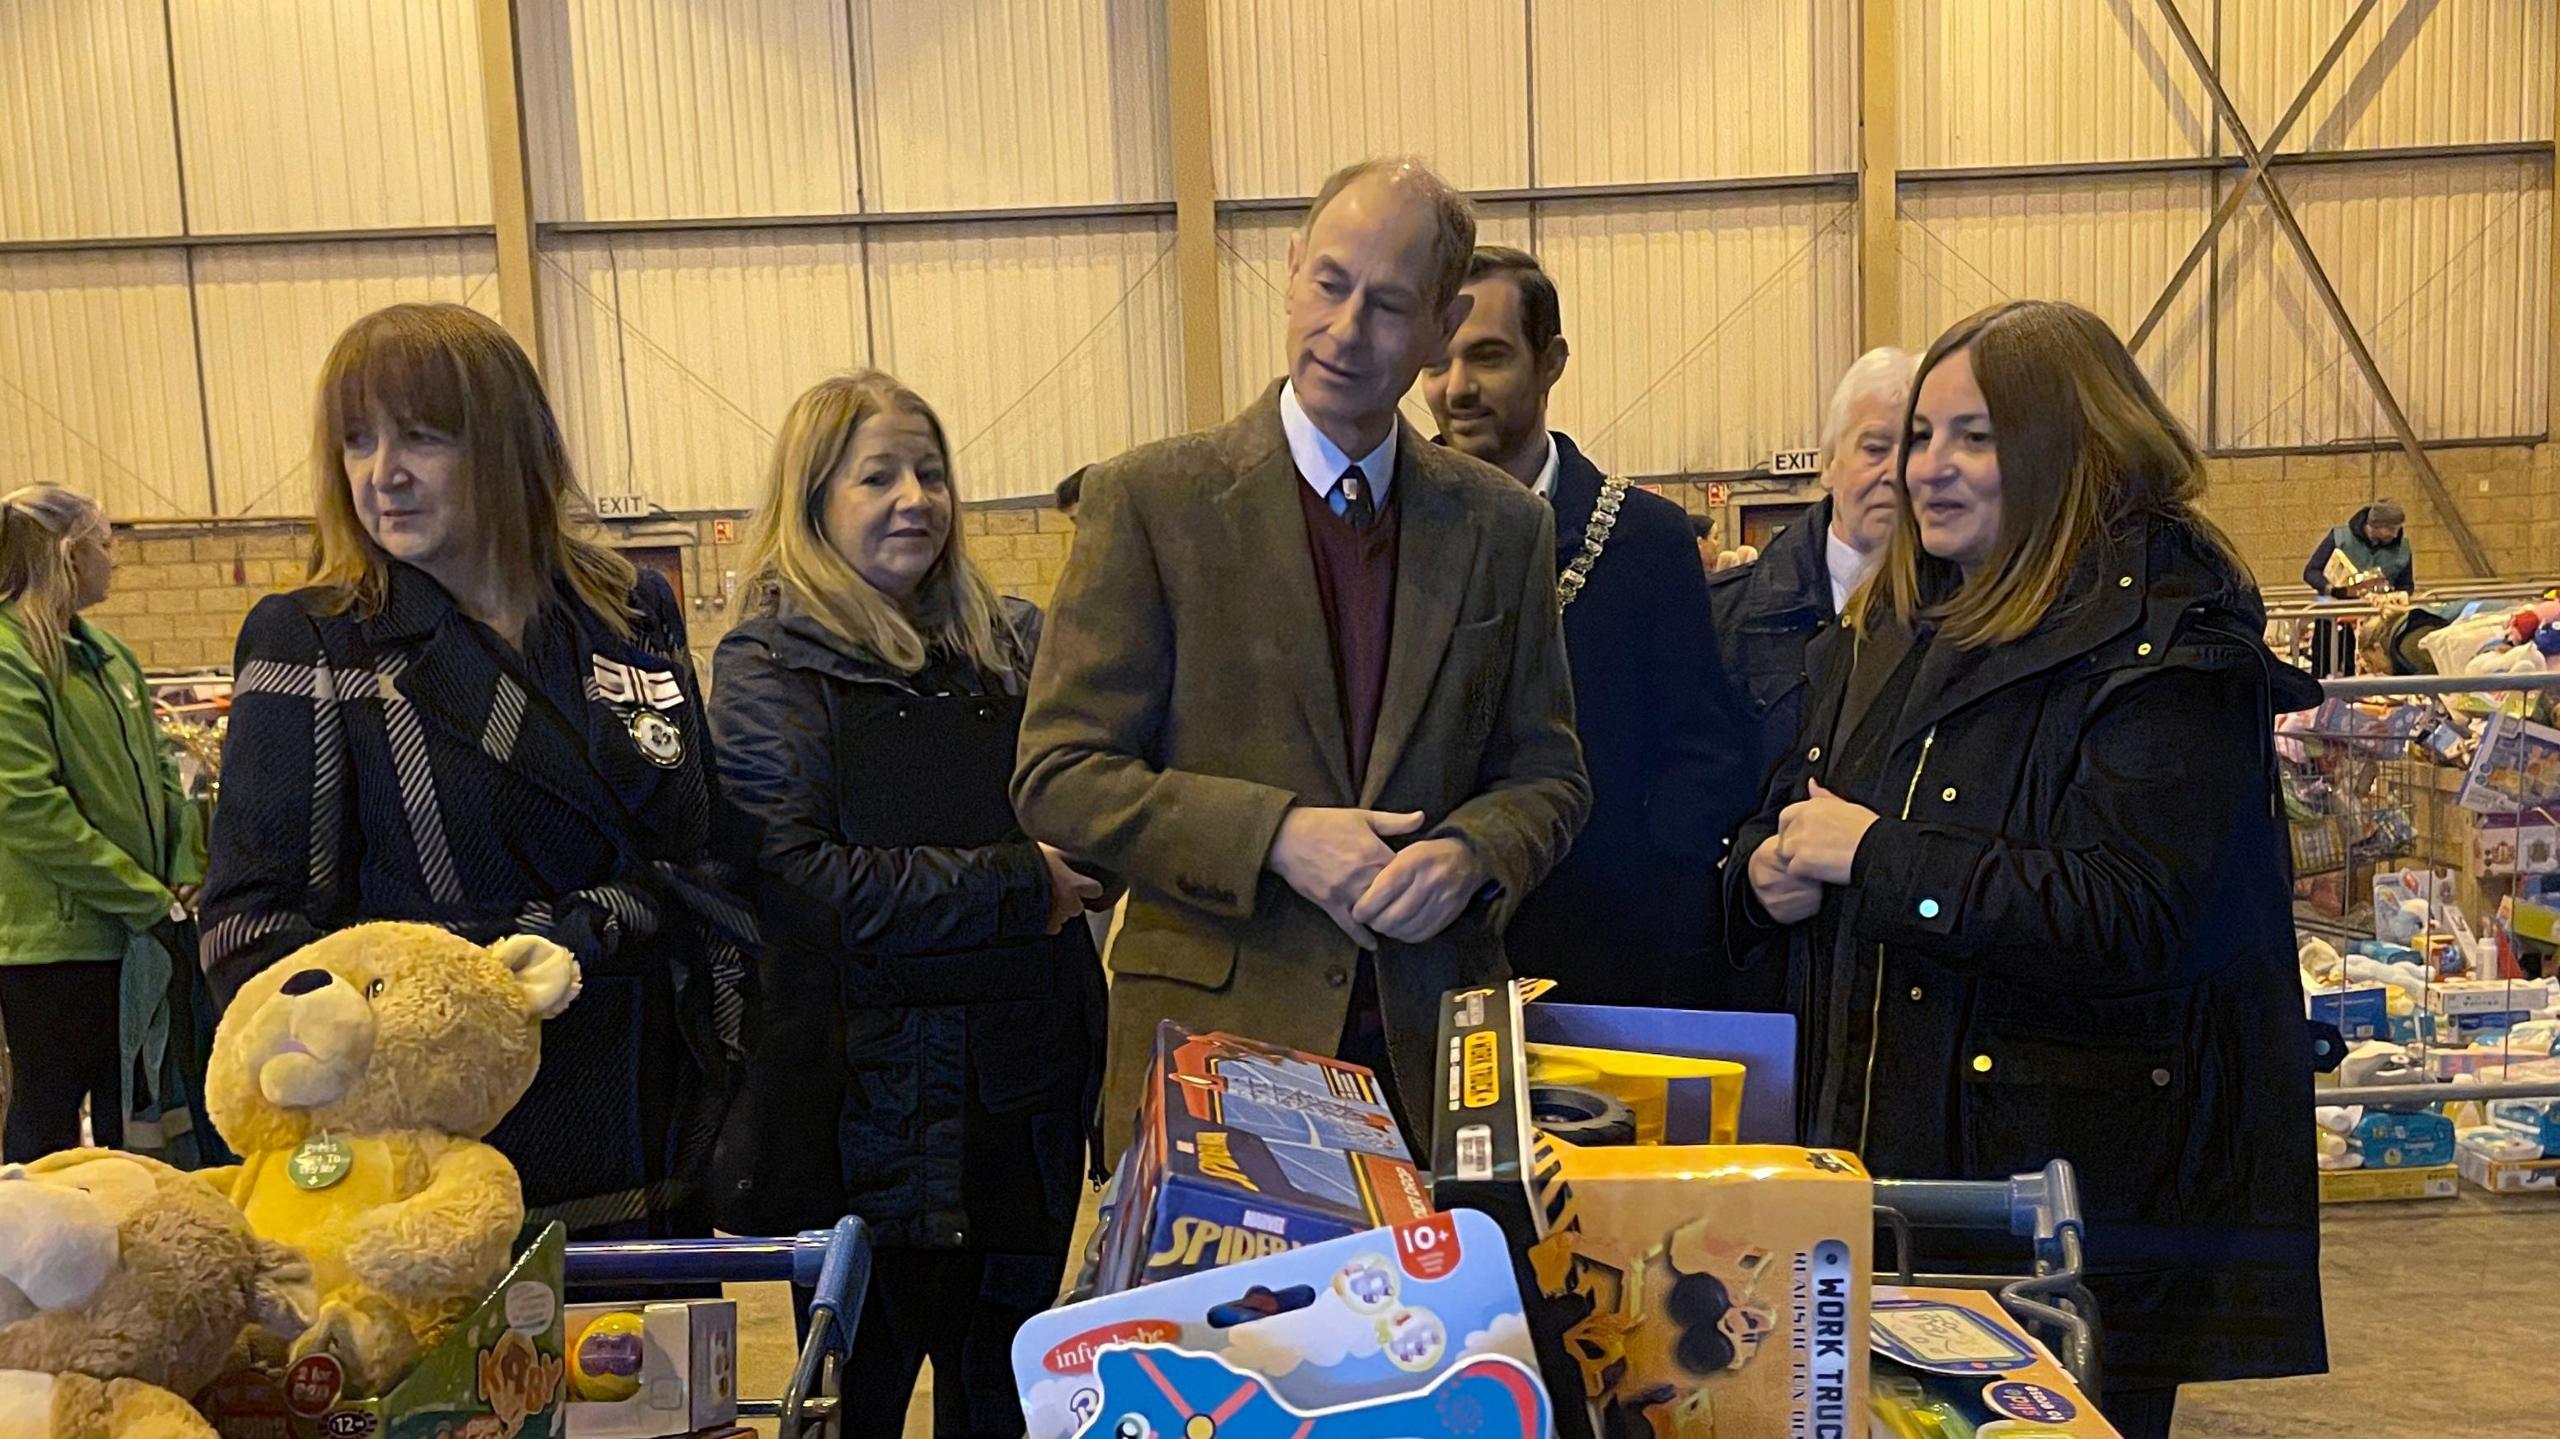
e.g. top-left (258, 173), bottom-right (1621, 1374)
top-left (594, 493), bottom-right (651, 520)
top-left (1769, 449), bottom-right (1820, 477)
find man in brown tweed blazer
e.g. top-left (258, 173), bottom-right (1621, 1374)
top-left (1014, 157), bottom-right (1590, 1155)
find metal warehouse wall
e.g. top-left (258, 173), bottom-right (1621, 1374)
top-left (2, 0), bottom-right (2555, 530)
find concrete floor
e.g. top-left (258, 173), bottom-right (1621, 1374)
top-left (728, 1187), bottom-right (2560, 1438)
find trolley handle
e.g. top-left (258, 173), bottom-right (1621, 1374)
top-left (796, 1217), bottom-right (871, 1360)
top-left (1872, 1161), bottom-right (2085, 1271)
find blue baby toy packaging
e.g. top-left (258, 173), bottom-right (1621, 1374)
top-left (1011, 1209), bottom-right (1549, 1439)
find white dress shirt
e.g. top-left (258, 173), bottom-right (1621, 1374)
top-left (1281, 382), bottom-right (1397, 506)
top-left (1826, 527), bottom-right (1876, 614)
top-left (1527, 432), bottom-right (1560, 501)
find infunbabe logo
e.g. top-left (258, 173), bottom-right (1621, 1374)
top-left (1044, 1321), bottom-right (1181, 1374)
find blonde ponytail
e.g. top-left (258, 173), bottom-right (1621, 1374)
top-left (0, 485), bottom-right (105, 682)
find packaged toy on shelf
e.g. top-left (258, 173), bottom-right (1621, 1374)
top-left (561, 1300), bottom-right (738, 1439)
top-left (1870, 1287), bottom-right (2121, 1438)
top-left (1094, 1023), bottom-right (1433, 1295)
top-left (1012, 1209), bottom-right (1547, 1439)
top-left (1432, 980), bottom-right (1868, 1439)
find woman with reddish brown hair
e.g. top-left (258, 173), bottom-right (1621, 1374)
top-left (200, 302), bottom-right (752, 1239)
top-left (1729, 300), bottom-right (2327, 1436)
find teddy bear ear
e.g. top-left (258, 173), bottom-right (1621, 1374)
top-left (490, 934), bottom-right (582, 1020)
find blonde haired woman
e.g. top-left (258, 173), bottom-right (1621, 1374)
top-left (1726, 301), bottom-right (2325, 1435)
top-left (709, 370), bottom-right (1105, 1438)
top-left (0, 486), bottom-right (199, 1159)
top-left (199, 302), bottom-right (751, 1239)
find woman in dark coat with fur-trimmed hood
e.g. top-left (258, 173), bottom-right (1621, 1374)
top-left (1727, 301), bottom-right (2326, 1439)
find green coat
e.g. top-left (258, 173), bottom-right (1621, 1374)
top-left (0, 602), bottom-right (200, 966)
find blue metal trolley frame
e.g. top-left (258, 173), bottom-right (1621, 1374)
top-left (564, 1217), bottom-right (872, 1439)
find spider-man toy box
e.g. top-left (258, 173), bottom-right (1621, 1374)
top-left (1013, 1209), bottom-right (1550, 1439)
top-left (1095, 1022), bottom-right (1435, 1295)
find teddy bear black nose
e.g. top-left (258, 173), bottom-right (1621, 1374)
top-left (279, 968), bottom-right (335, 996)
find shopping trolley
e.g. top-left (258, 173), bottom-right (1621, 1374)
top-left (564, 1217), bottom-right (872, 1439)
top-left (1873, 1160), bottom-right (2101, 1398)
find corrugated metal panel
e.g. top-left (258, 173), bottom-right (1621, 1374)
top-left (1535, 195), bottom-right (1857, 476)
top-left (0, 250), bottom-right (208, 520)
top-left (0, 0), bottom-right (183, 242)
top-left (192, 239), bottom-right (499, 517)
top-left (871, 219), bottom-right (1182, 501)
top-left (521, 0), bottom-right (860, 223)
top-left (540, 229), bottom-right (873, 512)
top-left (1215, 207), bottom-right (1531, 427)
top-left (1210, 0), bottom-right (1527, 198)
top-left (2214, 156), bottom-right (2550, 447)
top-left (2224, 0), bottom-right (2554, 153)
top-left (169, 0), bottom-right (489, 233)
top-left (1898, 0), bottom-right (2214, 168)
top-left (854, 0), bottom-right (1170, 210)
top-left (1533, 0), bottom-right (1857, 184)
top-left (1896, 175), bottom-right (2215, 439)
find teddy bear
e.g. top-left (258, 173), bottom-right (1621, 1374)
top-left (200, 922), bottom-right (580, 1399)
top-left (0, 1148), bottom-right (313, 1439)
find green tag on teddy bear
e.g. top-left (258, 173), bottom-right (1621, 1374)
top-left (289, 1133), bottom-right (353, 1190)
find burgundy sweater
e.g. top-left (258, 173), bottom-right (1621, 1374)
top-left (1294, 478), bottom-right (1401, 791)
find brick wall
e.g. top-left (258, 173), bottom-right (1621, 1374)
top-left (95, 501), bottom-right (1077, 676)
top-left (2195, 443), bottom-right (2560, 587)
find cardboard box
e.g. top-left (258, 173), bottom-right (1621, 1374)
top-left (1432, 981), bottom-right (1865, 1439)
top-left (562, 1301), bottom-right (737, 1439)
top-left (1871, 1286), bottom-right (2120, 1438)
top-left (205, 1226), bottom-right (566, 1439)
top-left (1102, 1023), bottom-right (1432, 1294)
top-left (2317, 1164), bottom-right (2457, 1203)
top-left (2458, 1147), bottom-right (2560, 1194)
top-left (2304, 980), bottom-right (2389, 1041)
top-left (2425, 977), bottom-right (2557, 1018)
top-left (1012, 1210), bottom-right (1548, 1439)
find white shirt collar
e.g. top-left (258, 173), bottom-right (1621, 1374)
top-left (1825, 525), bottom-right (1876, 614)
top-left (1281, 382), bottom-right (1397, 505)
top-left (1528, 432), bottom-right (1559, 500)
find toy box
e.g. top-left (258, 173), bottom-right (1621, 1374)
top-left (2303, 979), bottom-right (2389, 1041)
top-left (562, 1300), bottom-right (737, 1439)
top-left (1013, 1209), bottom-right (1547, 1439)
top-left (2317, 1164), bottom-right (2457, 1203)
top-left (1432, 980), bottom-right (1867, 1439)
top-left (1099, 1022), bottom-right (1432, 1294)
top-left (204, 1225), bottom-right (566, 1439)
top-left (2424, 977), bottom-right (2557, 1018)
top-left (2458, 1147), bottom-right (2560, 1193)
top-left (1870, 1286), bottom-right (2121, 1438)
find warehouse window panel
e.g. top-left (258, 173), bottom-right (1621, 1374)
top-left (854, 0), bottom-right (1170, 211)
top-left (0, 249), bottom-right (208, 521)
top-left (1532, 0), bottom-right (1856, 186)
top-left (1210, 0), bottom-right (1527, 200)
top-left (519, 0), bottom-right (861, 223)
top-left (2214, 155), bottom-right (2551, 449)
top-left (192, 239), bottom-right (499, 518)
top-left (868, 218), bottom-right (1181, 503)
top-left (0, 0), bottom-right (183, 243)
top-left (168, 0), bottom-right (490, 233)
top-left (1897, 175), bottom-right (2214, 442)
top-left (1898, 0), bottom-right (2215, 169)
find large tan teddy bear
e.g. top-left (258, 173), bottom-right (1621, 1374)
top-left (0, 1149), bottom-right (312, 1439)
top-left (202, 923), bottom-right (580, 1399)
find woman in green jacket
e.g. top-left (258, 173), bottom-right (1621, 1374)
top-left (0, 485), bottom-right (200, 1160)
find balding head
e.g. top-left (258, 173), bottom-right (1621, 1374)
top-left (1284, 157), bottom-right (1480, 454)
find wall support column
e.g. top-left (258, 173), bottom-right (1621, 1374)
top-left (1168, 0), bottom-right (1224, 428)
top-left (477, 0), bottom-right (544, 371)
top-left (1857, 0), bottom-right (1899, 351)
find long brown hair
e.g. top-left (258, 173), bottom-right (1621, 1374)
top-left (308, 303), bottom-right (634, 635)
top-left (734, 370), bottom-right (1007, 676)
top-left (1856, 299), bottom-right (2244, 648)
top-left (0, 485), bottom-right (107, 681)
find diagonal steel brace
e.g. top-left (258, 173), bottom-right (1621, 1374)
top-left (2150, 0), bottom-right (2492, 576)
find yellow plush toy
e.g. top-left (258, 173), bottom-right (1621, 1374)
top-left (201, 923), bottom-right (580, 1399)
top-left (0, 1149), bottom-right (313, 1439)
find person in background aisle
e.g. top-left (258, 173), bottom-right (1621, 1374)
top-left (1422, 246), bottom-right (1754, 1008)
top-left (1727, 301), bottom-right (2326, 1439)
top-left (199, 303), bottom-right (754, 1239)
top-left (2302, 498), bottom-right (2412, 595)
top-left (1687, 512), bottom-right (1718, 572)
top-left (1710, 347), bottom-right (1916, 804)
top-left (0, 486), bottom-right (201, 1161)
top-left (710, 371), bottom-right (1107, 1439)
top-left (1014, 156), bottom-right (1589, 1158)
